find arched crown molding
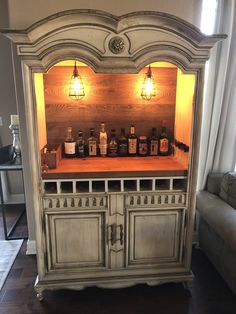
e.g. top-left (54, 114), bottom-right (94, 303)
top-left (1, 9), bottom-right (226, 72)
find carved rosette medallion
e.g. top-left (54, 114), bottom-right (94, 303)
top-left (109, 36), bottom-right (125, 54)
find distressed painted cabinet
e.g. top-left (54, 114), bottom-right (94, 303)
top-left (1, 10), bottom-right (225, 300)
top-left (43, 183), bottom-right (186, 275)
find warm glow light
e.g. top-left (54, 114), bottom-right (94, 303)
top-left (141, 65), bottom-right (156, 100)
top-left (73, 76), bottom-right (81, 94)
top-left (69, 61), bottom-right (85, 100)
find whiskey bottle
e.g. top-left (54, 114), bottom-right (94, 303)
top-left (138, 135), bottom-right (148, 156)
top-left (87, 128), bottom-right (97, 156)
top-left (118, 128), bottom-right (128, 156)
top-left (64, 126), bottom-right (76, 158)
top-left (159, 120), bottom-right (170, 156)
top-left (99, 122), bottom-right (107, 157)
top-left (128, 125), bottom-right (137, 156)
top-left (149, 127), bottom-right (158, 156)
top-left (108, 129), bottom-right (118, 157)
top-left (76, 130), bottom-right (85, 158)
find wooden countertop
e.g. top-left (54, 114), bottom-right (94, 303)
top-left (42, 156), bottom-right (188, 179)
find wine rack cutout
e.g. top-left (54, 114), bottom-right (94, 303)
top-left (155, 179), bottom-right (170, 190)
top-left (60, 181), bottom-right (73, 193)
top-left (124, 180), bottom-right (137, 192)
top-left (173, 178), bottom-right (187, 190)
top-left (76, 181), bottom-right (89, 193)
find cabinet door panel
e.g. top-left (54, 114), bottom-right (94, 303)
top-left (127, 209), bottom-right (184, 266)
top-left (45, 210), bottom-right (107, 272)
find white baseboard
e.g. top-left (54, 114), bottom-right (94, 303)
top-left (26, 239), bottom-right (36, 255)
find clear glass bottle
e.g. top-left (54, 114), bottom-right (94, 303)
top-left (159, 120), bottom-right (170, 156)
top-left (149, 127), bottom-right (158, 156)
top-left (128, 125), bottom-right (137, 156)
top-left (118, 128), bottom-right (128, 156)
top-left (64, 126), bottom-right (76, 158)
top-left (108, 129), bottom-right (118, 157)
top-left (87, 128), bottom-right (97, 156)
top-left (99, 122), bottom-right (107, 157)
top-left (76, 130), bottom-right (85, 158)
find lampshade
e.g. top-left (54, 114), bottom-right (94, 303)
top-left (69, 61), bottom-right (85, 100)
top-left (141, 65), bottom-right (156, 100)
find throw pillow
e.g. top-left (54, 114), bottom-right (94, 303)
top-left (219, 172), bottom-right (236, 209)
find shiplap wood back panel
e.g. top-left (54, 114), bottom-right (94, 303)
top-left (44, 66), bottom-right (177, 143)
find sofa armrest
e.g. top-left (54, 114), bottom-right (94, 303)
top-left (206, 173), bottom-right (224, 195)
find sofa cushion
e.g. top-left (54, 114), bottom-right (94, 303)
top-left (219, 172), bottom-right (236, 209)
top-left (197, 190), bottom-right (236, 251)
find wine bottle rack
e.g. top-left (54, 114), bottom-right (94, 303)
top-left (42, 176), bottom-right (187, 195)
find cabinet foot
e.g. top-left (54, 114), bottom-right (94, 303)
top-left (183, 281), bottom-right (193, 293)
top-left (35, 286), bottom-right (44, 301)
top-left (36, 292), bottom-right (44, 301)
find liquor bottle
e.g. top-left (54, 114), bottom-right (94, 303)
top-left (64, 126), bottom-right (76, 158)
top-left (99, 122), bottom-right (107, 157)
top-left (159, 120), bottom-right (170, 156)
top-left (108, 129), bottom-right (118, 157)
top-left (128, 125), bottom-right (137, 156)
top-left (87, 128), bottom-right (97, 156)
top-left (76, 130), bottom-right (85, 158)
top-left (149, 127), bottom-right (158, 156)
top-left (138, 135), bottom-right (148, 156)
top-left (118, 128), bottom-right (128, 156)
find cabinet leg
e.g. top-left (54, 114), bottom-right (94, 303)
top-left (183, 281), bottom-right (193, 294)
top-left (35, 287), bottom-right (44, 301)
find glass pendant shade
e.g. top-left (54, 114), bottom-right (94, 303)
top-left (69, 62), bottom-right (85, 100)
top-left (141, 65), bottom-right (156, 100)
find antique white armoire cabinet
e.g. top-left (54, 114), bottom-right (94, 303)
top-left (1, 10), bottom-right (225, 300)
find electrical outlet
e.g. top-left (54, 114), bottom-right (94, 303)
top-left (0, 117), bottom-right (2, 126)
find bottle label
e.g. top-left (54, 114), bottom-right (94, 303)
top-left (139, 143), bottom-right (148, 155)
top-left (89, 141), bottom-right (97, 156)
top-left (65, 142), bottom-right (75, 154)
top-left (150, 140), bottom-right (158, 155)
top-left (160, 138), bottom-right (169, 153)
top-left (119, 143), bottom-right (128, 156)
top-left (100, 144), bottom-right (107, 156)
top-left (109, 147), bottom-right (118, 156)
top-left (128, 138), bottom-right (137, 154)
top-left (78, 146), bottom-right (84, 153)
top-left (77, 145), bottom-right (85, 157)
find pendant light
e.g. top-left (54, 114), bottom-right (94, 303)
top-left (69, 61), bottom-right (85, 100)
top-left (141, 65), bottom-right (156, 100)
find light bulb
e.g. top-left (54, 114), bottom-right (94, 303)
top-left (141, 65), bottom-right (156, 100)
top-left (69, 61), bottom-right (85, 100)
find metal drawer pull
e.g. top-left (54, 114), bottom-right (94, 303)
top-left (108, 224), bottom-right (123, 246)
top-left (119, 224), bottom-right (124, 245)
top-left (107, 223), bottom-right (116, 245)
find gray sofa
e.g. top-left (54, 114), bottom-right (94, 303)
top-left (196, 172), bottom-right (236, 295)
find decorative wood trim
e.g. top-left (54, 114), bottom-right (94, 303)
top-left (43, 195), bottom-right (107, 210)
top-left (1, 10), bottom-right (226, 72)
top-left (125, 193), bottom-right (186, 208)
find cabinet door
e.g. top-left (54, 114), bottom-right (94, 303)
top-left (45, 210), bottom-right (108, 272)
top-left (127, 208), bottom-right (185, 267)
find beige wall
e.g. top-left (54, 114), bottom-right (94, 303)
top-left (8, 0), bottom-right (202, 29)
